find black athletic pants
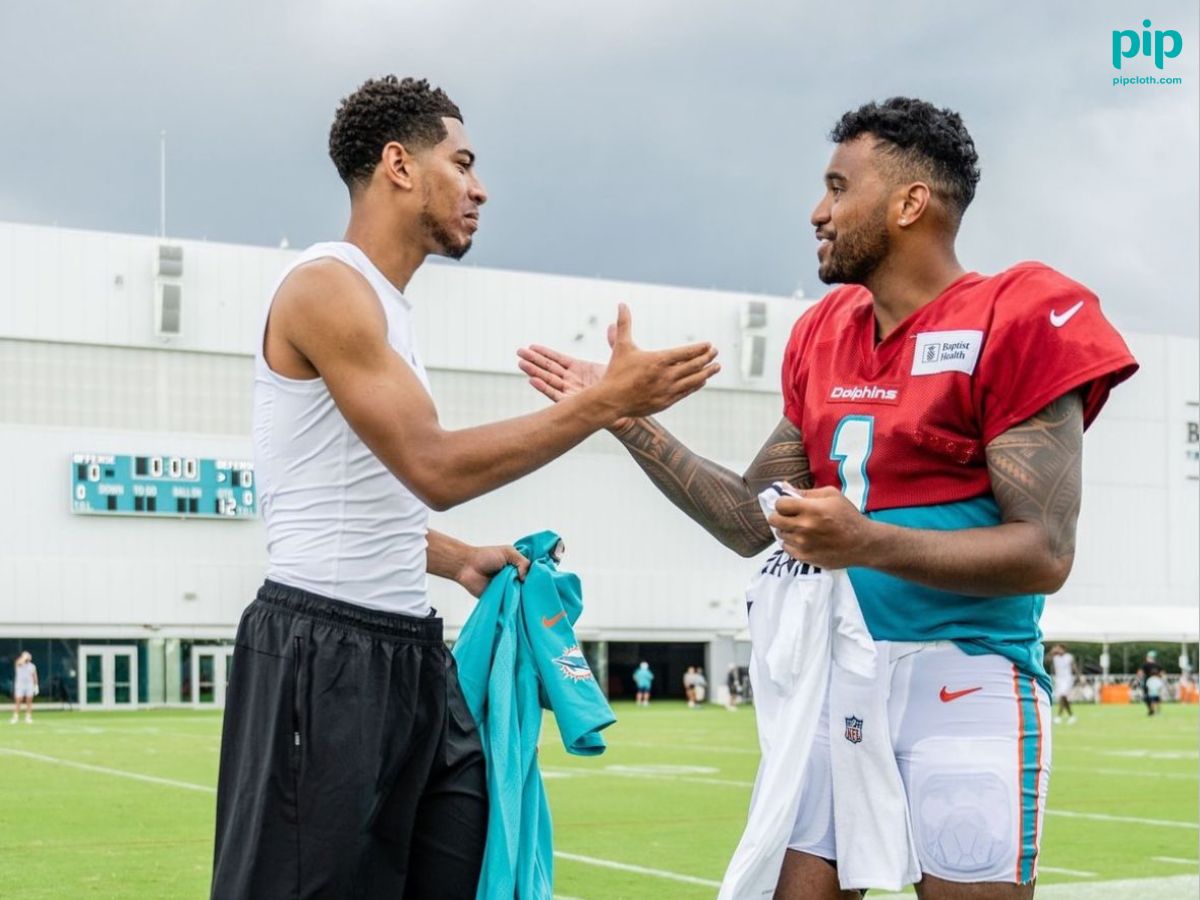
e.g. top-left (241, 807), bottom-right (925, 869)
top-left (211, 581), bottom-right (487, 899)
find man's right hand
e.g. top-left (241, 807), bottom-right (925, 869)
top-left (516, 303), bottom-right (719, 426)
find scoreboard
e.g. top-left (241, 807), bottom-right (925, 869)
top-left (71, 453), bottom-right (257, 519)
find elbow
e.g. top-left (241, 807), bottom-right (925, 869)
top-left (394, 434), bottom-right (463, 512)
top-left (1035, 553), bottom-right (1074, 595)
top-left (422, 493), bottom-right (454, 513)
top-left (414, 479), bottom-right (459, 513)
top-left (390, 467), bottom-right (457, 513)
top-left (730, 532), bottom-right (773, 559)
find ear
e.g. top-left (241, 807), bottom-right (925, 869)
top-left (894, 181), bottom-right (931, 228)
top-left (379, 141), bottom-right (417, 191)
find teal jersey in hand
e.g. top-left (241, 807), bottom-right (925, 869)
top-left (454, 530), bottom-right (615, 900)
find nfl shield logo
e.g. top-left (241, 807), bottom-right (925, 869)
top-left (844, 715), bottom-right (863, 744)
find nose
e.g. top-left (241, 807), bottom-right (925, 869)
top-left (470, 173), bottom-right (488, 207)
top-left (810, 195), bottom-right (830, 229)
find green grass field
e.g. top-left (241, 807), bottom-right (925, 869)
top-left (0, 702), bottom-right (1195, 898)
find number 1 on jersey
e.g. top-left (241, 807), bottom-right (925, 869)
top-left (830, 415), bottom-right (874, 512)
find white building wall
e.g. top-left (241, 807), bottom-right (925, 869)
top-left (1066, 333), bottom-right (1199, 610)
top-left (0, 221), bottom-right (1194, 641)
top-left (0, 425), bottom-right (263, 637)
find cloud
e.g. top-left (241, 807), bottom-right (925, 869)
top-left (0, 0), bottom-right (1194, 334)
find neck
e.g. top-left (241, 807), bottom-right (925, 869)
top-left (863, 242), bottom-right (966, 339)
top-left (342, 206), bottom-right (428, 293)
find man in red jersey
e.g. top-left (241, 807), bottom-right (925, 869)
top-left (517, 98), bottom-right (1137, 899)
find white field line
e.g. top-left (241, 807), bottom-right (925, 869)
top-left (0, 748), bottom-right (215, 793)
top-left (616, 739), bottom-right (759, 756)
top-left (43, 726), bottom-right (221, 739)
top-left (870, 875), bottom-right (1199, 900)
top-left (1053, 765), bottom-right (1198, 780)
top-left (548, 767), bottom-right (1200, 831)
top-left (10, 746), bottom-right (1195, 891)
top-left (1039, 866), bottom-right (1098, 877)
top-left (1152, 856), bottom-right (1198, 866)
top-left (1082, 748), bottom-right (1199, 761)
top-left (540, 766), bottom-right (754, 790)
top-left (30, 714), bottom-right (221, 725)
top-left (1046, 809), bottom-right (1198, 830)
top-left (554, 851), bottom-right (721, 888)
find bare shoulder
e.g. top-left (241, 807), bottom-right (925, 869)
top-left (269, 258), bottom-right (389, 375)
top-left (274, 257), bottom-right (387, 338)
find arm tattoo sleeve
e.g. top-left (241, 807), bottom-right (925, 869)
top-left (612, 416), bottom-right (812, 556)
top-left (985, 392), bottom-right (1084, 559)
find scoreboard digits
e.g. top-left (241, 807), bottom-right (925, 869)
top-left (71, 453), bottom-right (257, 519)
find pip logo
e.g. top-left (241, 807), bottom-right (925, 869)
top-left (1113, 19), bottom-right (1183, 69)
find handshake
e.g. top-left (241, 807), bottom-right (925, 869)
top-left (515, 302), bottom-right (721, 428)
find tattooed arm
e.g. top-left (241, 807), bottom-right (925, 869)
top-left (768, 392), bottom-right (1083, 595)
top-left (611, 416), bottom-right (813, 557)
top-left (516, 341), bottom-right (812, 557)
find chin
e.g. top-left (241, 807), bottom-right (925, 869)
top-left (439, 238), bottom-right (473, 261)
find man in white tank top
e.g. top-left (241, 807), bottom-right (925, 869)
top-left (211, 76), bottom-right (720, 900)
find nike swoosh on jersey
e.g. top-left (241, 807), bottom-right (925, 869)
top-left (1049, 300), bottom-right (1085, 327)
top-left (939, 685), bottom-right (983, 702)
top-left (542, 611), bottom-right (566, 628)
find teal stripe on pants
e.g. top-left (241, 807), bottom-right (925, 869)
top-left (1016, 674), bottom-right (1043, 883)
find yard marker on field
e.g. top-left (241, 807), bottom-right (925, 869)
top-left (554, 851), bottom-right (721, 888)
top-left (1152, 856), bottom-right (1198, 867)
top-left (1046, 809), bottom-right (1198, 830)
top-left (0, 749), bottom-right (215, 794)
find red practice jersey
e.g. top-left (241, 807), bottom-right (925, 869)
top-left (782, 262), bottom-right (1138, 512)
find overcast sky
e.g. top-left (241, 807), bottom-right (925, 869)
top-left (1, 1), bottom-right (1196, 335)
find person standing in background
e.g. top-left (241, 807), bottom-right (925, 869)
top-left (11, 651), bottom-right (37, 724)
top-left (1137, 651), bottom-right (1165, 716)
top-left (633, 661), bottom-right (655, 706)
top-left (693, 667), bottom-right (708, 705)
top-left (725, 664), bottom-right (743, 711)
top-left (1049, 645), bottom-right (1077, 724)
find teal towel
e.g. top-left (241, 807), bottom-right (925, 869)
top-left (453, 530), bottom-right (616, 900)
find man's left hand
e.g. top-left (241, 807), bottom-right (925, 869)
top-left (768, 486), bottom-right (877, 570)
top-left (456, 544), bottom-right (530, 598)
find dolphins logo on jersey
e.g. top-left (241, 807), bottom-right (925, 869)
top-left (553, 645), bottom-right (594, 683)
top-left (844, 715), bottom-right (863, 744)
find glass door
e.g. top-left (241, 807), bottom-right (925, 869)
top-left (191, 646), bottom-right (235, 708)
top-left (77, 646), bottom-right (139, 709)
top-left (83, 651), bottom-right (104, 705)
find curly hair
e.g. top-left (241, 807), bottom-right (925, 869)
top-left (830, 98), bottom-right (981, 217)
top-left (329, 76), bottom-right (463, 190)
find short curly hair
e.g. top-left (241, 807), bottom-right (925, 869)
top-left (830, 97), bottom-right (981, 218)
top-left (329, 76), bottom-right (463, 190)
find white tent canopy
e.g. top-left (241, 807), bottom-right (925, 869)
top-left (1039, 605), bottom-right (1199, 643)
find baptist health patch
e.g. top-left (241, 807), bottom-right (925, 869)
top-left (911, 330), bottom-right (983, 376)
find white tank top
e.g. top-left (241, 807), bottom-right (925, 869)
top-left (253, 242), bottom-right (432, 614)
